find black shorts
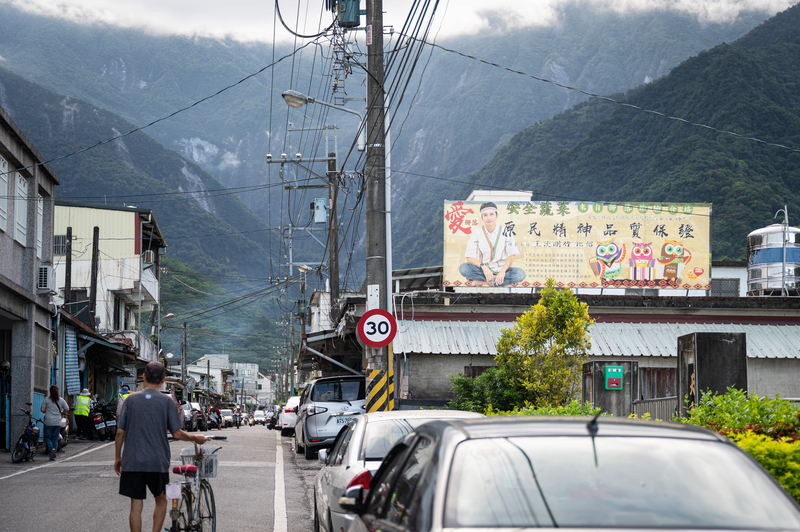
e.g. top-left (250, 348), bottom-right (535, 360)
top-left (119, 471), bottom-right (170, 500)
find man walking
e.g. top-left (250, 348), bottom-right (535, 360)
top-left (115, 361), bottom-right (207, 532)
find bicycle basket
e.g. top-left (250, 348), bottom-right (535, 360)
top-left (179, 446), bottom-right (220, 478)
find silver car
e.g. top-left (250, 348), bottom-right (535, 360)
top-left (313, 409), bottom-right (484, 532)
top-left (279, 396), bottom-right (301, 436)
top-left (295, 376), bottom-right (366, 459)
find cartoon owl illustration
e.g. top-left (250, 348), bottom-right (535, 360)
top-left (629, 242), bottom-right (654, 281)
top-left (590, 239), bottom-right (627, 280)
top-left (656, 240), bottom-right (692, 281)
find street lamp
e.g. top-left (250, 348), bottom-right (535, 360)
top-left (281, 90), bottom-right (365, 151)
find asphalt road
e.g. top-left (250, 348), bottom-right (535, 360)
top-left (0, 424), bottom-right (322, 531)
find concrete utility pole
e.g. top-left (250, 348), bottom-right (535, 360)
top-left (364, 0), bottom-right (390, 412)
top-left (182, 322), bottom-right (188, 385)
top-left (88, 226), bottom-right (100, 330)
top-left (328, 152), bottom-right (340, 301)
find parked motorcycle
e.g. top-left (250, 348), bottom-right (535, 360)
top-left (89, 402), bottom-right (116, 441)
top-left (12, 404), bottom-right (42, 463)
top-left (206, 412), bottom-right (220, 430)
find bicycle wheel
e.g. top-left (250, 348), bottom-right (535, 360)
top-left (198, 479), bottom-right (216, 532)
top-left (173, 488), bottom-right (192, 532)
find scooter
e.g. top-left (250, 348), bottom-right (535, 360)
top-left (58, 413), bottom-right (69, 452)
top-left (12, 404), bottom-right (42, 463)
top-left (89, 402), bottom-right (116, 441)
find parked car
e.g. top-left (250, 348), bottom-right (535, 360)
top-left (220, 408), bottom-right (234, 428)
top-left (190, 402), bottom-right (206, 430)
top-left (341, 416), bottom-right (800, 532)
top-left (279, 396), bottom-right (301, 436)
top-left (295, 376), bottom-right (366, 459)
top-left (314, 409), bottom-right (484, 532)
top-left (253, 410), bottom-right (266, 425)
top-left (179, 401), bottom-right (198, 432)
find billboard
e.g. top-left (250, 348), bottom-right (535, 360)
top-left (443, 200), bottom-right (711, 290)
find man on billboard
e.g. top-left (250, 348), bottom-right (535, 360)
top-left (459, 202), bottom-right (526, 287)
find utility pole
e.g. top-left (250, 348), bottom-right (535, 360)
top-left (64, 227), bottom-right (72, 312)
top-left (182, 322), bottom-right (187, 385)
top-left (327, 152), bottom-right (340, 301)
top-left (365, 0), bottom-right (390, 412)
top-left (88, 226), bottom-right (100, 330)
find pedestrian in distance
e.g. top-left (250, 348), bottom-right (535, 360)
top-left (74, 388), bottom-right (92, 440)
top-left (41, 385), bottom-right (69, 460)
top-left (116, 385), bottom-right (132, 418)
top-left (115, 361), bottom-right (208, 532)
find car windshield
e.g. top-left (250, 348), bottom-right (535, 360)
top-left (181, 403), bottom-right (190, 410)
top-left (361, 419), bottom-right (439, 461)
top-left (254, 412), bottom-right (265, 417)
top-left (220, 409), bottom-right (232, 416)
top-left (445, 436), bottom-right (800, 529)
top-left (311, 380), bottom-right (365, 402)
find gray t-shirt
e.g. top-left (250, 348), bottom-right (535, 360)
top-left (118, 390), bottom-right (182, 472)
top-left (42, 397), bottom-right (69, 426)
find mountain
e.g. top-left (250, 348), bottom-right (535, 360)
top-left (0, 66), bottom-right (284, 364)
top-left (0, 2), bottom-right (777, 280)
top-left (402, 2), bottom-right (800, 266)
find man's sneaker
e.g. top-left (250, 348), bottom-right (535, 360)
top-left (49, 449), bottom-right (56, 461)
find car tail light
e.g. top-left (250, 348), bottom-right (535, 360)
top-left (307, 406), bottom-right (328, 416)
top-left (346, 470), bottom-right (372, 490)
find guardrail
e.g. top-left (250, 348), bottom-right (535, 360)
top-left (632, 396), bottom-right (678, 421)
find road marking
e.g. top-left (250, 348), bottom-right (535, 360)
top-left (0, 441), bottom-right (114, 480)
top-left (274, 429), bottom-right (288, 532)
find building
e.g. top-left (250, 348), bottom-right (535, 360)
top-left (52, 202), bottom-right (166, 402)
top-left (0, 105), bottom-right (60, 448)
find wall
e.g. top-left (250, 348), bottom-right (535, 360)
top-left (408, 353), bottom-right (495, 400)
top-left (748, 358), bottom-right (800, 399)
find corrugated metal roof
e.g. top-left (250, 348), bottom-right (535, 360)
top-left (394, 320), bottom-right (800, 359)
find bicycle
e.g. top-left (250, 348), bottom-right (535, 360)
top-left (166, 435), bottom-right (226, 531)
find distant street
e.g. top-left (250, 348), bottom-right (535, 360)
top-left (0, 425), bottom-right (322, 531)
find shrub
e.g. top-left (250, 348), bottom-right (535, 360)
top-left (676, 387), bottom-right (800, 441)
top-left (485, 399), bottom-right (606, 417)
top-left (446, 367), bottom-right (522, 413)
top-left (731, 432), bottom-right (800, 503)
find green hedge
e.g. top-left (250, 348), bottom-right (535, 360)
top-left (732, 432), bottom-right (800, 503)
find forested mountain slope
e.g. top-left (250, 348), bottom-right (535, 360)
top-left (402, 3), bottom-right (800, 266)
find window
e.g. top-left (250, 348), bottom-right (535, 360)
top-left (14, 173), bottom-right (28, 245)
top-left (36, 193), bottom-right (43, 258)
top-left (386, 437), bottom-right (433, 526)
top-left (463, 365), bottom-right (493, 378)
top-left (0, 155), bottom-right (8, 232)
top-left (333, 425), bottom-right (354, 466)
top-left (54, 235), bottom-right (69, 255)
top-left (34, 325), bottom-right (50, 393)
top-left (311, 379), bottom-right (365, 402)
top-left (710, 278), bottom-right (740, 297)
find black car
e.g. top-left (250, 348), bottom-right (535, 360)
top-left (341, 416), bottom-right (800, 532)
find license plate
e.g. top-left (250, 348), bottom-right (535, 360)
top-left (336, 417), bottom-right (347, 424)
top-left (95, 423), bottom-right (105, 429)
top-left (106, 420), bottom-right (116, 426)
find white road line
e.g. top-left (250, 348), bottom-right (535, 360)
top-left (274, 429), bottom-right (288, 532)
top-left (0, 441), bottom-right (114, 480)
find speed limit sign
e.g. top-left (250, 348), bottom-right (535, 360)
top-left (357, 309), bottom-right (398, 348)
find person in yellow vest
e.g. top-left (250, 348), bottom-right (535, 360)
top-left (116, 386), bottom-right (131, 418)
top-left (75, 388), bottom-right (92, 440)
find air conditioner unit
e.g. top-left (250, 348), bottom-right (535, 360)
top-left (37, 265), bottom-right (53, 292)
top-left (142, 250), bottom-right (155, 264)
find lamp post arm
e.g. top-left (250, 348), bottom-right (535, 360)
top-left (309, 99), bottom-right (366, 152)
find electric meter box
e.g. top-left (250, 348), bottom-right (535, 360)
top-left (337, 0), bottom-right (362, 28)
top-left (604, 365), bottom-right (624, 390)
top-left (313, 198), bottom-right (329, 224)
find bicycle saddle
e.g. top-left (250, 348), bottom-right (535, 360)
top-left (173, 465), bottom-right (198, 476)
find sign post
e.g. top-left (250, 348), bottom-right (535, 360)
top-left (358, 309), bottom-right (397, 411)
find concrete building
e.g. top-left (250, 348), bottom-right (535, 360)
top-left (51, 203), bottom-right (166, 403)
top-left (0, 105), bottom-right (59, 449)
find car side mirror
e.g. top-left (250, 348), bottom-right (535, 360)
top-left (338, 486), bottom-right (364, 514)
top-left (294, 406), bottom-right (299, 414)
top-left (318, 448), bottom-right (328, 463)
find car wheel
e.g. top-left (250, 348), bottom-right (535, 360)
top-left (305, 443), bottom-right (316, 460)
top-left (280, 428), bottom-right (288, 437)
top-left (296, 437), bottom-right (304, 454)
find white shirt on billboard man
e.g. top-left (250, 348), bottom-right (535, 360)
top-left (459, 202), bottom-right (526, 287)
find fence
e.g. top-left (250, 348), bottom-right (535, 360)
top-left (631, 396), bottom-right (678, 421)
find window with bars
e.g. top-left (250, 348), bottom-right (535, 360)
top-left (14, 173), bottom-right (27, 245)
top-left (0, 155), bottom-right (8, 232)
top-left (710, 278), bottom-right (740, 297)
top-left (639, 367), bottom-right (676, 400)
top-left (34, 325), bottom-right (50, 393)
top-left (54, 235), bottom-right (69, 255)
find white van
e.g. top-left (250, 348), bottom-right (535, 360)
top-left (279, 395), bottom-right (301, 436)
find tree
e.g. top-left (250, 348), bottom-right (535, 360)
top-left (495, 279), bottom-right (594, 407)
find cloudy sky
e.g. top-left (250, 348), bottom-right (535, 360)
top-left (2, 0), bottom-right (794, 43)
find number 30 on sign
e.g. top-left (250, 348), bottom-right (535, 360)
top-left (357, 309), bottom-right (398, 348)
